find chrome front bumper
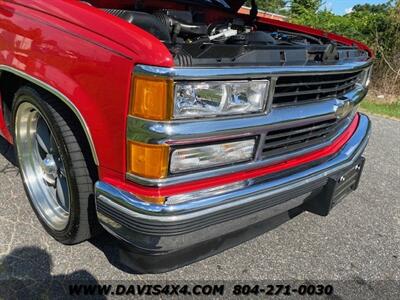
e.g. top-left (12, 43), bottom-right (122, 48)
top-left (95, 114), bottom-right (371, 272)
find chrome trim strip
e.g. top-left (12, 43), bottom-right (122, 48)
top-left (265, 77), bottom-right (277, 115)
top-left (0, 65), bottom-right (99, 165)
top-left (135, 60), bottom-right (373, 80)
top-left (127, 112), bottom-right (354, 187)
top-left (98, 113), bottom-right (370, 220)
top-left (127, 87), bottom-right (366, 145)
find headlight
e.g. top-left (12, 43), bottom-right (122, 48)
top-left (174, 80), bottom-right (269, 119)
top-left (170, 139), bottom-right (256, 174)
top-left (130, 75), bottom-right (269, 120)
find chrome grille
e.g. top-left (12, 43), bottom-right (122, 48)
top-left (273, 71), bottom-right (362, 105)
top-left (262, 117), bottom-right (349, 159)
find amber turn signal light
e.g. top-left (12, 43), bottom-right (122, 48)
top-left (130, 76), bottom-right (174, 120)
top-left (127, 141), bottom-right (170, 179)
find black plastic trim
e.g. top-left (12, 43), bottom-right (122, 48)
top-left (97, 177), bottom-right (325, 236)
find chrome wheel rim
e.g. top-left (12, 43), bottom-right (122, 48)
top-left (15, 102), bottom-right (70, 231)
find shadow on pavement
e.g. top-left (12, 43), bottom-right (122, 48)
top-left (89, 233), bottom-right (141, 274)
top-left (0, 246), bottom-right (105, 299)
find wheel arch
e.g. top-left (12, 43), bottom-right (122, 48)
top-left (0, 66), bottom-right (99, 168)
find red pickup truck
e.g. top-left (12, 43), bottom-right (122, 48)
top-left (0, 0), bottom-right (372, 273)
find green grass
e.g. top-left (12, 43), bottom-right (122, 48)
top-left (360, 99), bottom-right (400, 120)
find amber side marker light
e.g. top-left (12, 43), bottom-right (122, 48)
top-left (126, 140), bottom-right (169, 205)
top-left (127, 141), bottom-right (170, 179)
top-left (136, 195), bottom-right (166, 205)
top-left (130, 76), bottom-right (174, 120)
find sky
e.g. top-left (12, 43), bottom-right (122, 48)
top-left (324, 0), bottom-right (390, 15)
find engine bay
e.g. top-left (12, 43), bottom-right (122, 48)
top-left (84, 2), bottom-right (369, 67)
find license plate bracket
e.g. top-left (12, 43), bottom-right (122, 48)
top-left (304, 157), bottom-right (365, 216)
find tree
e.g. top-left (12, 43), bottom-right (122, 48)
top-left (244, 0), bottom-right (288, 14)
top-left (291, 0), bottom-right (322, 16)
top-left (351, 3), bottom-right (391, 14)
top-left (288, 0), bottom-right (400, 95)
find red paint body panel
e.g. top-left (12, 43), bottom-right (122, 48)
top-left (8, 0), bottom-right (174, 65)
top-left (102, 114), bottom-right (360, 198)
top-left (1, 0), bottom-right (133, 175)
top-left (0, 0), bottom-right (371, 191)
top-left (0, 0), bottom-right (173, 180)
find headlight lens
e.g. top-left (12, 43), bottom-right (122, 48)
top-left (174, 80), bottom-right (269, 118)
top-left (166, 181), bottom-right (248, 205)
top-left (170, 139), bottom-right (256, 174)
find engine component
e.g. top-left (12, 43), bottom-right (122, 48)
top-left (103, 9), bottom-right (171, 42)
top-left (101, 7), bottom-right (365, 67)
top-left (227, 31), bottom-right (277, 45)
top-left (323, 42), bottom-right (339, 62)
top-left (154, 10), bottom-right (208, 37)
top-left (209, 27), bottom-right (238, 41)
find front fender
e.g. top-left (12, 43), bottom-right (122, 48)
top-left (0, 1), bottom-right (143, 178)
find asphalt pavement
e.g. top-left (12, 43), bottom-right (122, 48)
top-left (0, 114), bottom-right (399, 298)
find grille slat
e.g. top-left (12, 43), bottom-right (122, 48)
top-left (275, 74), bottom-right (360, 88)
top-left (262, 117), bottom-right (349, 159)
top-left (263, 136), bottom-right (329, 158)
top-left (273, 71), bottom-right (362, 105)
top-left (264, 126), bottom-right (334, 150)
top-left (273, 80), bottom-right (358, 98)
top-left (264, 121), bottom-right (335, 141)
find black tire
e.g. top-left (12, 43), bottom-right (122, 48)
top-left (12, 86), bottom-right (99, 244)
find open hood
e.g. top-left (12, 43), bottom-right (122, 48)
top-left (84, 0), bottom-right (371, 66)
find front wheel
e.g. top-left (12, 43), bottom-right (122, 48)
top-left (13, 86), bottom-right (98, 244)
